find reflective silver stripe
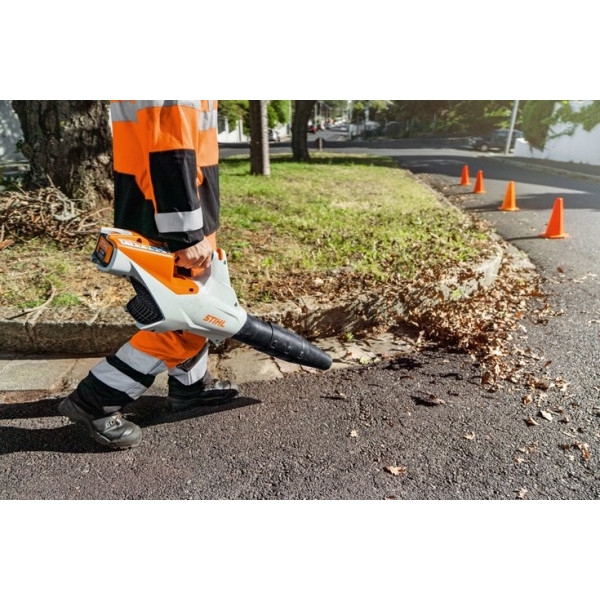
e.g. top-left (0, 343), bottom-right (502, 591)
top-left (116, 342), bottom-right (167, 376)
top-left (168, 352), bottom-right (208, 386)
top-left (111, 101), bottom-right (138, 123)
top-left (91, 359), bottom-right (148, 399)
top-left (155, 208), bottom-right (204, 233)
top-left (198, 109), bottom-right (218, 131)
top-left (111, 100), bottom-right (202, 123)
top-left (137, 100), bottom-right (202, 111)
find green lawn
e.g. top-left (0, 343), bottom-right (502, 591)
top-left (218, 154), bottom-right (489, 300)
top-left (0, 153), bottom-right (491, 309)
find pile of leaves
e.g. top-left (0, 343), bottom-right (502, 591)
top-left (398, 251), bottom-right (551, 388)
top-left (0, 184), bottom-right (110, 250)
top-left (390, 174), bottom-right (561, 390)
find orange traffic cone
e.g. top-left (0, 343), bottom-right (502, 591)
top-left (499, 181), bottom-right (519, 211)
top-left (539, 197), bottom-right (569, 239)
top-left (460, 165), bottom-right (470, 186)
top-left (473, 170), bottom-right (485, 194)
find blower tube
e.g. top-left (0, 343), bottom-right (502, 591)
top-left (232, 314), bottom-right (332, 370)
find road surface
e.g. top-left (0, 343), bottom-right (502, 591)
top-left (1, 138), bottom-right (599, 501)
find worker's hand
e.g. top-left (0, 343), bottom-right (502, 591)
top-left (174, 238), bottom-right (213, 270)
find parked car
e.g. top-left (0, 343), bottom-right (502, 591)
top-left (470, 129), bottom-right (524, 152)
top-left (268, 129), bottom-right (280, 143)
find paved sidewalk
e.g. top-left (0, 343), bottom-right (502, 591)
top-left (0, 329), bottom-right (418, 396)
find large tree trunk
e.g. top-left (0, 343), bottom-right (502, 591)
top-left (11, 100), bottom-right (113, 206)
top-left (248, 100), bottom-right (270, 176)
top-left (291, 100), bottom-right (316, 161)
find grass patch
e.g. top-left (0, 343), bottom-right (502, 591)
top-left (0, 237), bottom-right (127, 310)
top-left (0, 153), bottom-right (492, 309)
top-left (219, 153), bottom-right (490, 301)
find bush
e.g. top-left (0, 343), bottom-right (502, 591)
top-left (521, 101), bottom-right (556, 150)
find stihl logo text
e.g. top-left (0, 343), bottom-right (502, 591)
top-left (203, 314), bottom-right (226, 328)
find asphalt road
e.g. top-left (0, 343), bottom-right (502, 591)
top-left (1, 139), bottom-right (599, 501)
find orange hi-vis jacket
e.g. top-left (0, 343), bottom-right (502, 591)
top-left (110, 100), bottom-right (220, 251)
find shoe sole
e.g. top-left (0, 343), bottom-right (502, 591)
top-left (59, 398), bottom-right (142, 450)
top-left (169, 389), bottom-right (240, 412)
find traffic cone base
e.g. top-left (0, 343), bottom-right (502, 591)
top-left (540, 232), bottom-right (569, 239)
top-left (473, 170), bottom-right (485, 194)
top-left (499, 181), bottom-right (519, 211)
top-left (460, 165), bottom-right (470, 186)
top-left (539, 197), bottom-right (569, 239)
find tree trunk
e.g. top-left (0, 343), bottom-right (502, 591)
top-left (291, 100), bottom-right (316, 161)
top-left (248, 100), bottom-right (270, 176)
top-left (11, 100), bottom-right (113, 206)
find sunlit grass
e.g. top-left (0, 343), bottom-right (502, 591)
top-left (0, 153), bottom-right (490, 307)
top-left (219, 153), bottom-right (488, 299)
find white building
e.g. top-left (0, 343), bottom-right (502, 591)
top-left (0, 100), bottom-right (24, 162)
top-left (514, 100), bottom-right (600, 166)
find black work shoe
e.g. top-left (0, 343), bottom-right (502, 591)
top-left (168, 378), bottom-right (240, 412)
top-left (59, 392), bottom-right (142, 449)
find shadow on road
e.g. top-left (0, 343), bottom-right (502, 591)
top-left (0, 395), bottom-right (62, 420)
top-left (393, 153), bottom-right (600, 212)
top-left (0, 394), bottom-right (261, 455)
top-left (0, 423), bottom-right (110, 455)
top-left (128, 394), bottom-right (261, 428)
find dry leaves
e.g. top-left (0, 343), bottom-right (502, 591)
top-left (399, 235), bottom-right (548, 391)
top-left (560, 442), bottom-right (591, 461)
top-left (415, 394), bottom-right (446, 407)
top-left (578, 443), bottom-right (591, 461)
top-left (384, 465), bottom-right (407, 476)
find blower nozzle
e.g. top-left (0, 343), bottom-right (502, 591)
top-left (233, 315), bottom-right (332, 370)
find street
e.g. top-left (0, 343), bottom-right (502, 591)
top-left (1, 138), bottom-right (599, 500)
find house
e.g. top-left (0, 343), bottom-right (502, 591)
top-left (514, 100), bottom-right (600, 166)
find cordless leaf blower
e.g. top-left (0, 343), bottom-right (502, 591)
top-left (91, 227), bottom-right (332, 370)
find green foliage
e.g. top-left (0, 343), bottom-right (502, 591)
top-left (381, 101), bottom-right (515, 135)
top-left (268, 100), bottom-right (288, 127)
top-left (219, 100), bottom-right (249, 132)
top-left (521, 100), bottom-right (556, 150)
top-left (553, 100), bottom-right (600, 132)
top-left (219, 100), bottom-right (290, 132)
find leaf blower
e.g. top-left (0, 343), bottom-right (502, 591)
top-left (91, 227), bottom-right (332, 370)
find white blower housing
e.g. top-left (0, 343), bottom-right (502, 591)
top-left (92, 228), bottom-right (332, 370)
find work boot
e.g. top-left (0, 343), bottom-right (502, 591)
top-left (168, 372), bottom-right (240, 412)
top-left (59, 391), bottom-right (142, 449)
